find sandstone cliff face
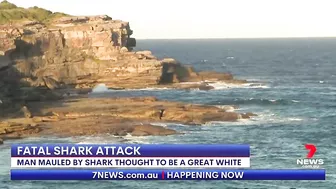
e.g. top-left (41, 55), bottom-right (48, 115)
top-left (0, 14), bottom-right (247, 115)
top-left (0, 15), bottom-right (244, 90)
top-left (0, 2), bottom-right (257, 144)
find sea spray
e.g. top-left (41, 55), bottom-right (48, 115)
top-left (92, 84), bottom-right (109, 93)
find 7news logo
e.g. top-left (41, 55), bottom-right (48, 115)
top-left (296, 144), bottom-right (324, 168)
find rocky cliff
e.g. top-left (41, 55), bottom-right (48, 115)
top-left (0, 14), bottom-right (244, 88)
top-left (0, 1), bottom-right (245, 96)
top-left (0, 1), bottom-right (257, 143)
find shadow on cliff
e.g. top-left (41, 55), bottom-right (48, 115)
top-left (12, 38), bottom-right (44, 58)
top-left (159, 63), bottom-right (192, 84)
top-left (0, 39), bottom-right (69, 120)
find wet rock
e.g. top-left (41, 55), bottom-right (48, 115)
top-left (196, 112), bottom-right (240, 123)
top-left (198, 84), bottom-right (215, 91)
top-left (177, 83), bottom-right (214, 91)
top-left (131, 130), bottom-right (149, 136)
top-left (241, 112), bottom-right (258, 119)
top-left (115, 130), bottom-right (128, 136)
top-left (131, 125), bottom-right (178, 136)
top-left (1, 133), bottom-right (22, 140)
top-left (197, 71), bottom-right (234, 81)
top-left (43, 77), bottom-right (60, 90)
top-left (0, 138), bottom-right (3, 144)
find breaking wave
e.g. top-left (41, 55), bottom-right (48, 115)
top-left (110, 87), bottom-right (171, 91)
top-left (211, 98), bottom-right (300, 106)
top-left (204, 113), bottom-right (305, 127)
top-left (91, 83), bottom-right (109, 93)
top-left (208, 82), bottom-right (270, 89)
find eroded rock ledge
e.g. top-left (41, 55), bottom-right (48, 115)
top-left (0, 3), bottom-right (255, 144)
top-left (0, 14), bottom-right (246, 105)
top-left (0, 96), bottom-right (257, 142)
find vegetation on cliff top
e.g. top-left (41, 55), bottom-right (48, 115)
top-left (0, 0), bottom-right (69, 24)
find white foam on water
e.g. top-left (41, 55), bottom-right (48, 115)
top-left (129, 87), bottom-right (170, 91)
top-left (203, 111), bottom-right (306, 127)
top-left (208, 82), bottom-right (270, 90)
top-left (109, 87), bottom-right (171, 91)
top-left (73, 135), bottom-right (125, 144)
top-left (149, 122), bottom-right (168, 127)
top-left (178, 81), bottom-right (203, 85)
top-left (122, 134), bottom-right (152, 144)
top-left (91, 83), bottom-right (109, 93)
top-left (215, 105), bottom-right (237, 112)
top-left (288, 118), bottom-right (303, 121)
top-left (171, 123), bottom-right (192, 127)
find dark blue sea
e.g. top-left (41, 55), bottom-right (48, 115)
top-left (1, 38), bottom-right (335, 188)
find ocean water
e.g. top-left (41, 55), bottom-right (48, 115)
top-left (1, 38), bottom-right (336, 188)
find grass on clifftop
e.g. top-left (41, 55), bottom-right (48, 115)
top-left (0, 0), bottom-right (69, 24)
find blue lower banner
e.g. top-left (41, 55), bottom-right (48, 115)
top-left (11, 169), bottom-right (325, 180)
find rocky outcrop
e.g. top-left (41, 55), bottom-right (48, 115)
top-left (0, 12), bottom-right (246, 117)
top-left (0, 3), bottom-right (255, 142)
top-left (0, 96), bottom-right (256, 142)
top-left (0, 11), bottom-right (245, 93)
top-left (131, 125), bottom-right (178, 136)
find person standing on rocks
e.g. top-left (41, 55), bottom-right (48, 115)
top-left (159, 109), bottom-right (165, 120)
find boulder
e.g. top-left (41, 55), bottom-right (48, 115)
top-left (0, 138), bottom-right (3, 145)
top-left (131, 125), bottom-right (178, 136)
top-left (198, 84), bottom-right (215, 91)
top-left (120, 47), bottom-right (128, 53)
top-left (43, 77), bottom-right (60, 90)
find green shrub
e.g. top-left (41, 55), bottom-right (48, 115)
top-left (0, 1), bottom-right (69, 24)
top-left (0, 1), bottom-right (17, 10)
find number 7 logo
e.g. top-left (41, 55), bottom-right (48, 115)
top-left (305, 144), bottom-right (316, 159)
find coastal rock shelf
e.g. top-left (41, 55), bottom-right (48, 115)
top-left (0, 2), bottom-right (255, 144)
top-left (0, 97), bottom-right (256, 142)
